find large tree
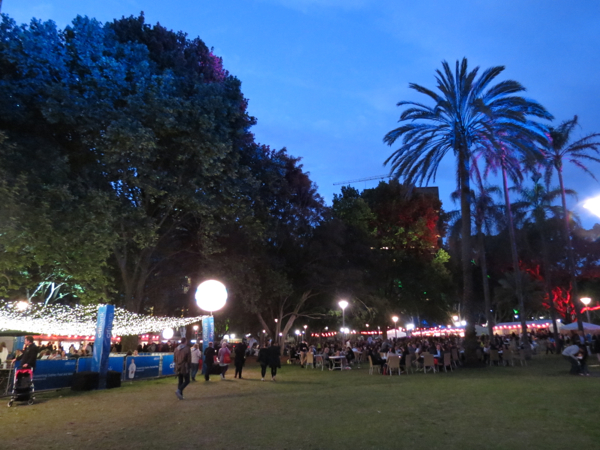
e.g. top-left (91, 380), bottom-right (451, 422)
top-left (544, 116), bottom-right (600, 332)
top-left (0, 14), bottom-right (255, 316)
top-left (383, 58), bottom-right (551, 362)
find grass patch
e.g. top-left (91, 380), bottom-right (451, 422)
top-left (2, 356), bottom-right (599, 449)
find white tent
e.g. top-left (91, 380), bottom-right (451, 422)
top-left (559, 322), bottom-right (600, 335)
top-left (386, 329), bottom-right (407, 339)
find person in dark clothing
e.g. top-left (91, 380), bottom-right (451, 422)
top-left (203, 342), bottom-right (217, 381)
top-left (20, 336), bottom-right (38, 371)
top-left (267, 340), bottom-right (281, 381)
top-left (173, 338), bottom-right (191, 400)
top-left (257, 344), bottom-right (270, 381)
top-left (298, 340), bottom-right (309, 367)
top-left (234, 340), bottom-right (248, 379)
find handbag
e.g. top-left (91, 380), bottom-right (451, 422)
top-left (223, 352), bottom-right (231, 364)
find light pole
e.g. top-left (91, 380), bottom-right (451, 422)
top-left (295, 330), bottom-right (301, 345)
top-left (193, 325), bottom-right (199, 344)
top-left (339, 300), bottom-right (348, 343)
top-left (581, 297), bottom-right (592, 324)
top-left (392, 316), bottom-right (398, 340)
top-left (195, 280), bottom-right (228, 352)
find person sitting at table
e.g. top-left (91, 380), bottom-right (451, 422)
top-left (322, 347), bottom-right (333, 370)
top-left (367, 347), bottom-right (385, 374)
top-left (298, 340), bottom-right (309, 367)
top-left (432, 344), bottom-right (444, 364)
top-left (288, 345), bottom-right (299, 365)
top-left (345, 347), bottom-right (355, 364)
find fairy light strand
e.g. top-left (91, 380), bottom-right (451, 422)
top-left (0, 301), bottom-right (205, 336)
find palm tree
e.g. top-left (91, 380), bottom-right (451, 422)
top-left (474, 132), bottom-right (550, 348)
top-left (545, 116), bottom-right (600, 332)
top-left (384, 58), bottom-right (551, 361)
top-left (516, 174), bottom-right (573, 340)
top-left (449, 183), bottom-right (503, 339)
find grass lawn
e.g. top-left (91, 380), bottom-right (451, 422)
top-left (2, 355), bottom-right (599, 450)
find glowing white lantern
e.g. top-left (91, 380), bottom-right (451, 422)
top-left (162, 328), bottom-right (174, 339)
top-left (195, 280), bottom-right (227, 313)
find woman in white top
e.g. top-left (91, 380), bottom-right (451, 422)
top-left (217, 342), bottom-right (231, 380)
top-left (0, 342), bottom-right (9, 364)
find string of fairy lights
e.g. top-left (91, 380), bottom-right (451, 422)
top-left (0, 301), bottom-right (205, 336)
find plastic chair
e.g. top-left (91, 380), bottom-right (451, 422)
top-left (502, 349), bottom-right (514, 367)
top-left (442, 353), bottom-right (453, 373)
top-left (422, 353), bottom-right (436, 374)
top-left (368, 356), bottom-right (380, 375)
top-left (451, 348), bottom-right (461, 368)
top-left (489, 349), bottom-right (500, 366)
top-left (387, 355), bottom-right (400, 376)
top-left (315, 354), bottom-right (324, 371)
top-left (402, 354), bottom-right (413, 374)
top-left (515, 350), bottom-right (528, 367)
top-left (305, 352), bottom-right (314, 369)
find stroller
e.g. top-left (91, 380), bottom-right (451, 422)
top-left (7, 368), bottom-right (35, 407)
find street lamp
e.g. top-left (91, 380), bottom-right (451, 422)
top-left (339, 300), bottom-right (348, 327)
top-left (339, 300), bottom-right (348, 344)
top-left (193, 324), bottom-right (199, 343)
top-left (392, 316), bottom-right (398, 340)
top-left (581, 297), bottom-right (592, 323)
top-left (195, 280), bottom-right (228, 352)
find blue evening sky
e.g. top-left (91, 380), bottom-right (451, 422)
top-left (5, 1), bottom-right (600, 228)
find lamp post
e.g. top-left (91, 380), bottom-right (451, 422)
top-left (392, 316), bottom-right (398, 340)
top-left (339, 300), bottom-right (348, 343)
top-left (581, 297), bottom-right (592, 324)
top-left (193, 325), bottom-right (199, 344)
top-left (195, 280), bottom-right (227, 352)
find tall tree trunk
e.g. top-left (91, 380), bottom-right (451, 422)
top-left (557, 167), bottom-right (584, 333)
top-left (459, 153), bottom-right (477, 364)
top-left (539, 222), bottom-right (560, 342)
top-left (477, 225), bottom-right (494, 338)
top-left (501, 165), bottom-right (529, 352)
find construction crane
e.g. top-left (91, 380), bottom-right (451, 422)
top-left (333, 174), bottom-right (392, 186)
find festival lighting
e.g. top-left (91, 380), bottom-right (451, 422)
top-left (195, 280), bottom-right (227, 313)
top-left (583, 196), bottom-right (600, 218)
top-left (162, 328), bottom-right (174, 339)
top-left (15, 301), bottom-right (30, 311)
top-left (0, 301), bottom-right (204, 336)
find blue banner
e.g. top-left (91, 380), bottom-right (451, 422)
top-left (16, 359), bottom-right (77, 391)
top-left (125, 356), bottom-right (160, 380)
top-left (14, 336), bottom-right (25, 353)
top-left (108, 356), bottom-right (125, 374)
top-left (77, 357), bottom-right (92, 372)
top-left (161, 354), bottom-right (175, 376)
top-left (91, 305), bottom-right (115, 389)
top-left (202, 316), bottom-right (214, 353)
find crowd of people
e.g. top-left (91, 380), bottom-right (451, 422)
top-left (172, 338), bottom-right (282, 400)
top-left (283, 327), bottom-right (600, 375)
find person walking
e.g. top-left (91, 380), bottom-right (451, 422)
top-left (267, 340), bottom-right (281, 381)
top-left (257, 343), bottom-right (269, 381)
top-left (173, 338), bottom-right (191, 400)
top-left (20, 336), bottom-right (38, 372)
top-left (218, 341), bottom-right (231, 380)
top-left (190, 344), bottom-right (201, 381)
top-left (203, 342), bottom-right (217, 381)
top-left (234, 339), bottom-right (248, 379)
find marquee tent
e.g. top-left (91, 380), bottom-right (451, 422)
top-left (559, 322), bottom-right (600, 335)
